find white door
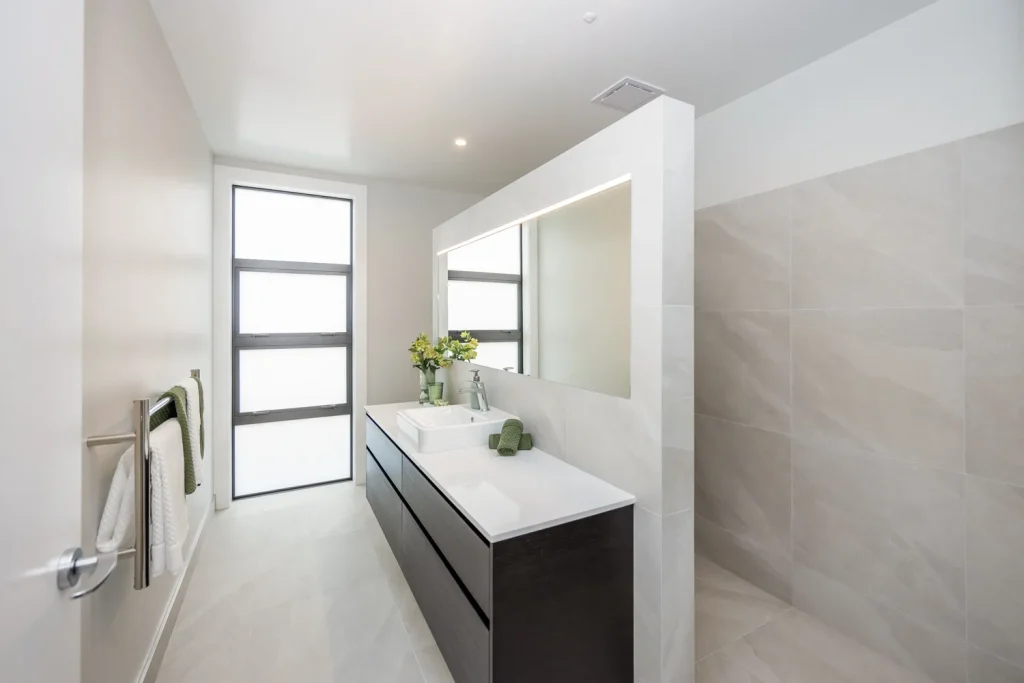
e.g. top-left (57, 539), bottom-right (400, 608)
top-left (0, 2), bottom-right (84, 681)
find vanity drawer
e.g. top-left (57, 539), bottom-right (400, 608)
top-left (366, 450), bottom-right (402, 560)
top-left (402, 458), bottom-right (492, 617)
top-left (366, 416), bottom-right (403, 493)
top-left (402, 508), bottom-right (489, 683)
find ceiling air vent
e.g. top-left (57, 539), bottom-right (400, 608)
top-left (591, 77), bottom-right (664, 113)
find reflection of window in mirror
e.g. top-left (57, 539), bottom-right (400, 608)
top-left (446, 226), bottom-right (523, 373)
top-left (441, 179), bottom-right (630, 397)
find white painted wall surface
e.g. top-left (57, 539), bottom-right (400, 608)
top-left (83, 0), bottom-right (213, 681)
top-left (696, 0), bottom-right (1024, 208)
top-left (0, 2), bottom-right (83, 681)
top-left (536, 182), bottom-right (631, 397)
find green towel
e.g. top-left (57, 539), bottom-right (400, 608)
top-left (496, 418), bottom-right (524, 456)
top-left (195, 375), bottom-right (205, 456)
top-left (151, 386), bottom-right (199, 495)
top-left (488, 433), bottom-right (533, 451)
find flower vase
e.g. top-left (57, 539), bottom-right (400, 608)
top-left (418, 368), bottom-right (436, 404)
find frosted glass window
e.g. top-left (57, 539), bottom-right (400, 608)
top-left (234, 416), bottom-right (351, 496)
top-left (234, 187), bottom-right (351, 264)
top-left (239, 272), bottom-right (347, 334)
top-left (473, 342), bottom-right (520, 373)
top-left (239, 347), bottom-right (347, 412)
top-left (448, 281), bottom-right (518, 331)
top-left (446, 226), bottom-right (521, 274)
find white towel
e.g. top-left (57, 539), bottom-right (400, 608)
top-left (95, 445), bottom-right (135, 554)
top-left (95, 420), bottom-right (189, 577)
top-left (180, 377), bottom-right (203, 486)
top-left (150, 420), bottom-right (189, 576)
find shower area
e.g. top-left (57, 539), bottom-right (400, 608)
top-left (693, 122), bottom-right (1024, 682)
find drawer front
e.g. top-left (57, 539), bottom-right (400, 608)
top-left (366, 450), bottom-right (402, 560)
top-left (402, 459), bottom-right (492, 616)
top-left (402, 508), bottom-right (490, 683)
top-left (366, 416), bottom-right (403, 494)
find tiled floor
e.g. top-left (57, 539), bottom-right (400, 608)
top-left (695, 555), bottom-right (936, 683)
top-left (156, 483), bottom-right (453, 683)
top-left (157, 484), bottom-right (936, 683)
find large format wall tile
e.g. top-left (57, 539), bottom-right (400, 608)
top-left (792, 309), bottom-right (964, 472)
top-left (695, 514), bottom-right (792, 603)
top-left (964, 123), bottom-right (1024, 305)
top-left (792, 440), bottom-right (966, 638)
top-left (565, 388), bottom-right (660, 513)
top-left (969, 647), bottom-right (1024, 683)
top-left (966, 476), bottom-right (1024, 670)
top-left (695, 416), bottom-right (791, 559)
top-left (473, 366), bottom-right (569, 458)
top-left (792, 563), bottom-right (968, 683)
top-left (966, 306), bottom-right (1024, 486)
top-left (695, 311), bottom-right (790, 434)
top-left (635, 508), bottom-right (663, 683)
top-left (695, 189), bottom-right (791, 312)
top-left (791, 144), bottom-right (962, 309)
top-left (662, 510), bottom-right (695, 683)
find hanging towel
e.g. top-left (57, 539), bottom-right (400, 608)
top-left (95, 444), bottom-right (135, 555)
top-left (179, 377), bottom-right (204, 487)
top-left (157, 385), bottom-right (200, 494)
top-left (94, 420), bottom-right (189, 577)
top-left (149, 420), bottom-right (189, 576)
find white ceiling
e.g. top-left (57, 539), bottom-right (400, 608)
top-left (150, 0), bottom-right (938, 194)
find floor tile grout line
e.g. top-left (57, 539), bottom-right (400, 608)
top-left (695, 606), bottom-right (798, 665)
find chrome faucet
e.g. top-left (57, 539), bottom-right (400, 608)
top-left (458, 370), bottom-right (490, 412)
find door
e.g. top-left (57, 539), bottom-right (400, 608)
top-left (231, 186), bottom-right (354, 497)
top-left (0, 1), bottom-right (84, 681)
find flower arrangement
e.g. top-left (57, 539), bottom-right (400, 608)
top-left (409, 332), bottom-right (479, 403)
top-left (408, 333), bottom-right (450, 372)
top-left (408, 331), bottom-right (479, 370)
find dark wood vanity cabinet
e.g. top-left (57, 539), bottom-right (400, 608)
top-left (365, 415), bottom-right (634, 683)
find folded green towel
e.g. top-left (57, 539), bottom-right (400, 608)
top-left (496, 418), bottom-right (524, 456)
top-left (489, 433), bottom-right (533, 451)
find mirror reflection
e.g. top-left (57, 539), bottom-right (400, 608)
top-left (441, 181), bottom-right (631, 397)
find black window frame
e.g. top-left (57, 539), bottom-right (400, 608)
top-left (446, 225), bottom-right (524, 373)
top-left (231, 185), bottom-right (354, 499)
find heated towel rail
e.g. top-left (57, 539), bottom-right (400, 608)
top-left (57, 369), bottom-right (200, 599)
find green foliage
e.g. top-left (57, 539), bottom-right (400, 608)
top-left (408, 331), bottom-right (479, 371)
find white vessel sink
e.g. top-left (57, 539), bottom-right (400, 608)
top-left (397, 405), bottom-right (518, 453)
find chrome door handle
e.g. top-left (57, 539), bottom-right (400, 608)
top-left (57, 547), bottom-right (125, 599)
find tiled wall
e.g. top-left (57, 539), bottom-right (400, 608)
top-left (694, 122), bottom-right (1024, 683)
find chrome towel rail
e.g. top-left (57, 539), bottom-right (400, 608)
top-left (59, 369), bottom-right (199, 598)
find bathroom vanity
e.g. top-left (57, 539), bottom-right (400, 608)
top-left (364, 403), bottom-right (635, 683)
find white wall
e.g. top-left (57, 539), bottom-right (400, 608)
top-left (696, 0), bottom-right (1024, 208)
top-left (536, 181), bottom-right (631, 397)
top-left (82, 0), bottom-right (213, 681)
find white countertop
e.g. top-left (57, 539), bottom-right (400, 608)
top-left (365, 402), bottom-right (635, 542)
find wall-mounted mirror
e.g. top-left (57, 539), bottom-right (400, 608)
top-left (438, 180), bottom-right (631, 398)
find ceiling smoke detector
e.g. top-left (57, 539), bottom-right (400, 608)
top-left (591, 77), bottom-right (664, 113)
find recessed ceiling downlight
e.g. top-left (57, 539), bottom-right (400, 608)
top-left (454, 138), bottom-right (467, 147)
